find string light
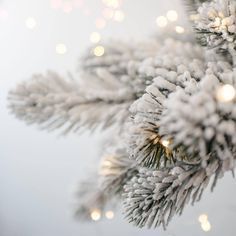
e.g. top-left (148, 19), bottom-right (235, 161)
top-left (198, 214), bottom-right (211, 232)
top-left (90, 209), bottom-right (101, 221)
top-left (90, 32), bottom-right (101, 43)
top-left (166, 10), bottom-right (178, 22)
top-left (94, 46), bottom-right (105, 57)
top-left (156, 16), bottom-right (168, 28)
top-left (175, 26), bottom-right (185, 34)
top-left (216, 84), bottom-right (236, 102)
top-left (95, 18), bottom-right (106, 29)
top-left (56, 43), bottom-right (67, 55)
top-left (113, 10), bottom-right (125, 22)
top-left (105, 211), bottom-right (114, 219)
top-left (25, 17), bottom-right (37, 30)
top-left (161, 139), bottom-right (170, 148)
top-left (198, 214), bottom-right (208, 223)
top-left (201, 221), bottom-right (211, 232)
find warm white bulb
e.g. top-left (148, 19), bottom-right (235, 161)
top-left (161, 139), bottom-right (170, 148)
top-left (56, 43), bottom-right (67, 55)
top-left (201, 221), bottom-right (211, 232)
top-left (90, 209), bottom-right (101, 221)
top-left (216, 84), bottom-right (236, 103)
top-left (105, 211), bottom-right (114, 219)
top-left (90, 32), bottom-right (101, 43)
top-left (198, 214), bottom-right (208, 223)
top-left (25, 17), bottom-right (37, 29)
top-left (175, 26), bottom-right (185, 34)
top-left (94, 46), bottom-right (105, 57)
top-left (167, 10), bottom-right (178, 22)
top-left (156, 16), bottom-right (168, 28)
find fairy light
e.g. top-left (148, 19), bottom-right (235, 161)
top-left (56, 43), bottom-right (67, 54)
top-left (113, 10), bottom-right (125, 22)
top-left (166, 10), bottom-right (178, 22)
top-left (25, 17), bottom-right (37, 30)
top-left (198, 214), bottom-right (208, 223)
top-left (175, 26), bottom-right (185, 34)
top-left (95, 18), bottom-right (106, 29)
top-left (216, 84), bottom-right (236, 102)
top-left (94, 46), bottom-right (105, 57)
top-left (105, 211), bottom-right (114, 219)
top-left (161, 139), bottom-right (170, 148)
top-left (156, 16), bottom-right (168, 28)
top-left (90, 209), bottom-right (101, 221)
top-left (201, 221), bottom-right (211, 232)
top-left (90, 32), bottom-right (101, 43)
top-left (198, 214), bottom-right (211, 232)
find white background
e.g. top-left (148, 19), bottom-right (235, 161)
top-left (1, 0), bottom-right (236, 235)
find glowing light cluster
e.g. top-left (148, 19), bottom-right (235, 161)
top-left (156, 10), bottom-right (182, 32)
top-left (216, 84), bottom-right (236, 103)
top-left (90, 209), bottom-right (114, 221)
top-left (198, 214), bottom-right (211, 232)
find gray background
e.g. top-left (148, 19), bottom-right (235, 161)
top-left (1, 0), bottom-right (236, 235)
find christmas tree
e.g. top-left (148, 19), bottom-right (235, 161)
top-left (8, 0), bottom-right (236, 230)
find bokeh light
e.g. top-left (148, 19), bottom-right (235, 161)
top-left (56, 43), bottom-right (67, 54)
top-left (175, 26), bottom-right (185, 34)
top-left (166, 10), bottom-right (178, 22)
top-left (156, 16), bottom-right (168, 27)
top-left (90, 32), bottom-right (101, 43)
top-left (25, 17), bottom-right (37, 30)
top-left (94, 46), bottom-right (105, 57)
top-left (105, 211), bottom-right (114, 219)
top-left (216, 84), bottom-right (236, 103)
top-left (90, 209), bottom-right (101, 221)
